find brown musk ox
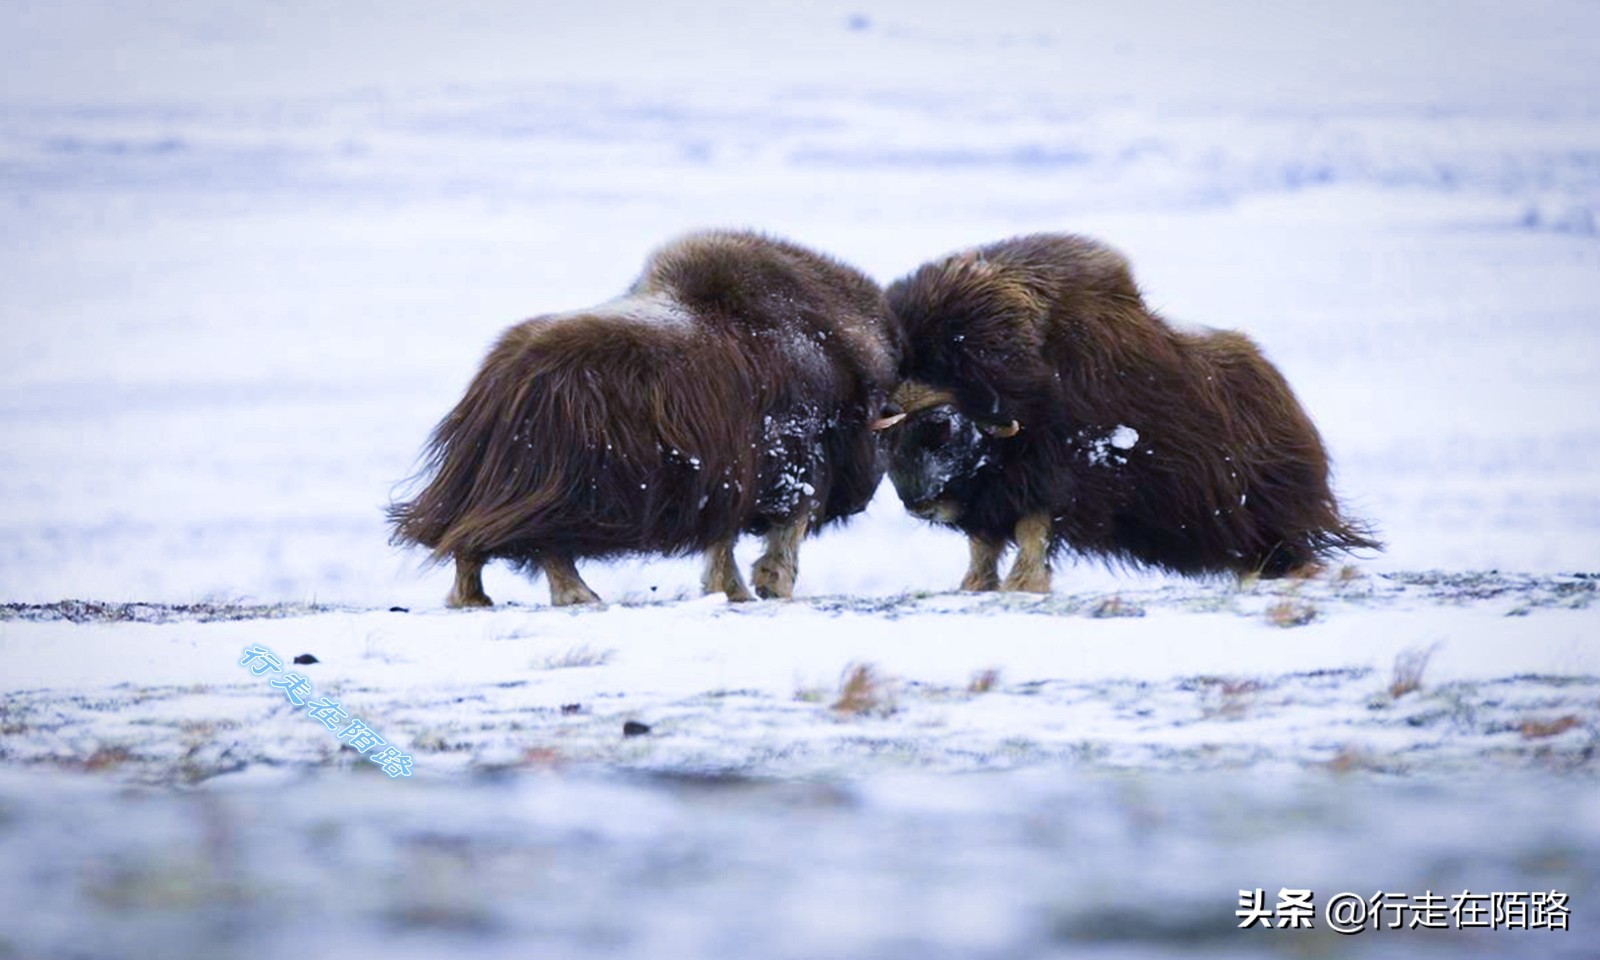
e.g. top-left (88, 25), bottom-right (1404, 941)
top-left (876, 233), bottom-right (1380, 593)
top-left (389, 229), bottom-right (900, 607)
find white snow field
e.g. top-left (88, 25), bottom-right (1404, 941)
top-left (2, 1), bottom-right (1599, 958)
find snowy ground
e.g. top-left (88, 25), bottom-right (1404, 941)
top-left (2, 1), bottom-right (1599, 957)
top-left (1, 573), bottom-right (1597, 958)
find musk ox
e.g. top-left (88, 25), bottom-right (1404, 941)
top-left (877, 233), bottom-right (1380, 592)
top-left (389, 229), bottom-right (899, 607)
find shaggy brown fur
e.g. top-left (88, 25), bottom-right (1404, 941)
top-left (883, 233), bottom-right (1380, 589)
top-left (390, 229), bottom-right (898, 606)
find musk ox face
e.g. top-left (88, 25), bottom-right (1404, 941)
top-left (884, 403), bottom-right (993, 523)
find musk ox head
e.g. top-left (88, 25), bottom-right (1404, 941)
top-left (874, 382), bottom-right (1019, 524)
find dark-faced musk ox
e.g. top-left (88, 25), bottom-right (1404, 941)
top-left (875, 233), bottom-right (1380, 593)
top-left (388, 229), bottom-right (899, 608)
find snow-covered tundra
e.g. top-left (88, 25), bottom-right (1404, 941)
top-left (1, 1), bottom-right (1597, 958)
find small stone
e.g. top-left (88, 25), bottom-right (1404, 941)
top-left (560, 703), bottom-right (582, 715)
top-left (623, 720), bottom-right (651, 737)
top-left (293, 653), bottom-right (320, 665)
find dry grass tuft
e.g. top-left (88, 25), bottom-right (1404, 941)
top-left (1194, 677), bottom-right (1262, 719)
top-left (533, 644), bottom-right (615, 670)
top-left (520, 747), bottom-right (564, 768)
top-left (793, 685), bottom-right (826, 703)
top-left (0, 702), bottom-right (28, 737)
top-left (1388, 644), bottom-right (1438, 699)
top-left (1089, 595), bottom-right (1145, 618)
top-left (831, 662), bottom-right (896, 717)
top-left (1325, 745), bottom-right (1380, 775)
top-left (1216, 678), bottom-right (1261, 718)
top-left (967, 668), bottom-right (1002, 694)
top-left (1520, 715), bottom-right (1584, 740)
top-left (1286, 561), bottom-right (1325, 581)
top-left (1265, 598), bottom-right (1318, 627)
top-left (82, 746), bottom-right (132, 772)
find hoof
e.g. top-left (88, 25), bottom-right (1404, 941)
top-left (1285, 561), bottom-right (1327, 581)
top-left (959, 573), bottom-right (1000, 592)
top-left (702, 568), bottom-right (754, 603)
top-left (751, 558), bottom-right (795, 600)
top-left (1000, 571), bottom-right (1051, 594)
top-left (446, 591), bottom-right (493, 609)
top-left (550, 584), bottom-right (602, 607)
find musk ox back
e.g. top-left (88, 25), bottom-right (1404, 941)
top-left (879, 233), bottom-right (1379, 592)
top-left (389, 229), bottom-right (898, 607)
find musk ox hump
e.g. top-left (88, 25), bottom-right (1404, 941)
top-left (537, 291), bottom-right (697, 332)
top-left (636, 228), bottom-right (899, 388)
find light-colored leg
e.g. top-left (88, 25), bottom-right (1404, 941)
top-left (1001, 513), bottom-right (1053, 594)
top-left (701, 537), bottom-right (754, 602)
top-left (447, 553), bottom-right (493, 608)
top-left (542, 553), bottom-right (602, 607)
top-left (751, 514), bottom-right (809, 600)
top-left (960, 536), bottom-right (1003, 592)
top-left (1285, 561), bottom-right (1325, 580)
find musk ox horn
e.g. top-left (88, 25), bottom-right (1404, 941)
top-left (871, 412), bottom-right (908, 431)
top-left (983, 420), bottom-right (1021, 438)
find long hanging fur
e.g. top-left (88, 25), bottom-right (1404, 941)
top-left (389, 229), bottom-right (898, 573)
top-left (886, 233), bottom-right (1380, 578)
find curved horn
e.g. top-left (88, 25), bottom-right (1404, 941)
top-left (984, 420), bottom-right (1022, 438)
top-left (870, 412), bottom-right (908, 431)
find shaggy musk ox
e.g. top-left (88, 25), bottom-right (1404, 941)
top-left (389, 230), bottom-right (899, 607)
top-left (878, 233), bottom-right (1380, 592)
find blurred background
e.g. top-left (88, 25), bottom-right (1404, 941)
top-left (2, 0), bottom-right (1598, 602)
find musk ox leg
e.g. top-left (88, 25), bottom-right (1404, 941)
top-left (1258, 540), bottom-right (1324, 580)
top-left (960, 536), bottom-right (1003, 592)
top-left (541, 553), bottom-right (602, 607)
top-left (447, 553), bottom-right (493, 609)
top-left (701, 537), bottom-right (755, 602)
top-left (1001, 513), bottom-right (1053, 594)
top-left (751, 515), bottom-right (809, 600)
